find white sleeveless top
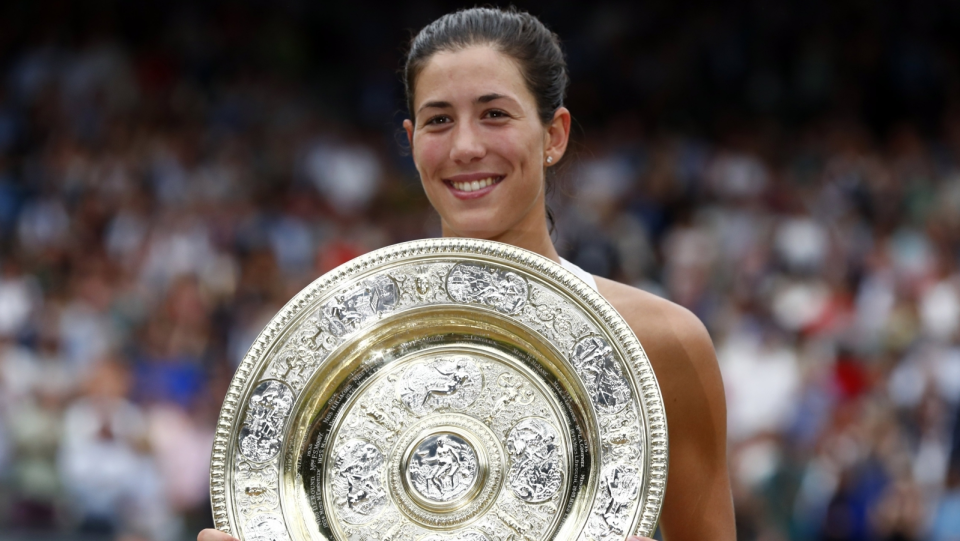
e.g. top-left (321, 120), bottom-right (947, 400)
top-left (559, 257), bottom-right (599, 292)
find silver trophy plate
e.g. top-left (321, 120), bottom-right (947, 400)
top-left (210, 238), bottom-right (667, 540)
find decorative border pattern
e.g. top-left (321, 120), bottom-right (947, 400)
top-left (209, 238), bottom-right (668, 538)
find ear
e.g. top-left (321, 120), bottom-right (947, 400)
top-left (544, 107), bottom-right (571, 165)
top-left (403, 118), bottom-right (415, 152)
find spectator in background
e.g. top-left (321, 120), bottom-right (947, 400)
top-left (59, 358), bottom-right (176, 540)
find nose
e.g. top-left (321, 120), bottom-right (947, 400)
top-left (449, 121), bottom-right (485, 163)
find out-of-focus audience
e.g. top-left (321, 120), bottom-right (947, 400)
top-left (1, 1), bottom-right (959, 540)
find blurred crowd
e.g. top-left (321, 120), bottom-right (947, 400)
top-left (0, 1), bottom-right (959, 540)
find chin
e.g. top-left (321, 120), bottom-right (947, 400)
top-left (443, 219), bottom-right (509, 241)
top-left (449, 227), bottom-right (508, 241)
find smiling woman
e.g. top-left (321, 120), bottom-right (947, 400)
top-left (199, 7), bottom-right (735, 541)
top-left (402, 45), bottom-right (568, 253)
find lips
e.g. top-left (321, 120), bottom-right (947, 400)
top-left (449, 176), bottom-right (500, 192)
top-left (443, 175), bottom-right (504, 199)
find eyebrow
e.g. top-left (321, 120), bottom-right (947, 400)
top-left (417, 93), bottom-right (516, 114)
top-left (477, 93), bottom-right (510, 103)
top-left (418, 100), bottom-right (451, 113)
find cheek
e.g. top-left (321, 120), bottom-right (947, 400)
top-left (413, 134), bottom-right (448, 176)
top-left (491, 133), bottom-right (542, 189)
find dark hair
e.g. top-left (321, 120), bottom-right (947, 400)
top-left (403, 7), bottom-right (568, 126)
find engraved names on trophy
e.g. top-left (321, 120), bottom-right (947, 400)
top-left (239, 380), bottom-right (295, 462)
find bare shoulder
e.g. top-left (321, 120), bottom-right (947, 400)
top-left (593, 276), bottom-right (719, 381)
top-left (593, 275), bottom-right (724, 422)
top-left (594, 276), bottom-right (735, 540)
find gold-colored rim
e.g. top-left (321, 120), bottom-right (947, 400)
top-left (210, 238), bottom-right (668, 540)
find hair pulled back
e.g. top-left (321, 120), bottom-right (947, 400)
top-left (404, 7), bottom-right (568, 126)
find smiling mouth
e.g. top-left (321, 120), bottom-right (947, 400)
top-left (446, 176), bottom-right (504, 193)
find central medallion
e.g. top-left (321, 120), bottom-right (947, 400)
top-left (408, 433), bottom-right (479, 503)
top-left (391, 414), bottom-right (502, 528)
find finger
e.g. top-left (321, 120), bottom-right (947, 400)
top-left (198, 529), bottom-right (239, 541)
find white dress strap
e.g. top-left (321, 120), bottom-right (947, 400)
top-left (559, 257), bottom-right (599, 292)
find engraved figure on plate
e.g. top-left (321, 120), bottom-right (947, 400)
top-left (331, 439), bottom-right (388, 524)
top-left (408, 434), bottom-right (479, 502)
top-left (485, 372), bottom-right (536, 424)
top-left (235, 462), bottom-right (280, 513)
top-left (587, 464), bottom-right (641, 538)
top-left (270, 346), bottom-right (316, 392)
top-left (399, 357), bottom-right (483, 415)
top-left (239, 380), bottom-right (295, 462)
top-left (244, 514), bottom-right (288, 541)
top-left (570, 336), bottom-right (632, 415)
top-left (445, 263), bottom-right (528, 314)
top-left (320, 274), bottom-right (399, 337)
top-left (506, 418), bottom-right (564, 503)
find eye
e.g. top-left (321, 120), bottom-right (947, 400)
top-left (424, 115), bottom-right (451, 126)
top-left (484, 109), bottom-right (510, 119)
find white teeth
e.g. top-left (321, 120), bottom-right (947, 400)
top-left (452, 176), bottom-right (500, 192)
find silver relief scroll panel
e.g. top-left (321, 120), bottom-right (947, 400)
top-left (235, 461), bottom-right (281, 513)
top-left (240, 380), bottom-right (296, 463)
top-left (570, 336), bottom-right (632, 416)
top-left (445, 263), bottom-right (529, 314)
top-left (585, 464), bottom-right (642, 540)
top-left (330, 439), bottom-right (388, 524)
top-left (506, 418), bottom-right (564, 503)
top-left (223, 246), bottom-right (656, 540)
top-left (245, 515), bottom-right (289, 541)
top-left (399, 357), bottom-right (484, 416)
top-left (320, 275), bottom-right (399, 337)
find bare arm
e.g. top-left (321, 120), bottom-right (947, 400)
top-left (597, 278), bottom-right (736, 541)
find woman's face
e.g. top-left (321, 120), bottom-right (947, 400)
top-left (404, 46), bottom-right (569, 241)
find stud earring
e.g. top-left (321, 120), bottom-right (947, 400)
top-left (546, 156), bottom-right (554, 164)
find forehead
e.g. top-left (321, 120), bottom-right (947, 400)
top-left (413, 46), bottom-right (535, 108)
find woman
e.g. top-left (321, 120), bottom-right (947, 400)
top-left (201, 7), bottom-right (734, 541)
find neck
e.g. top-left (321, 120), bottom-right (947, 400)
top-left (440, 220), bottom-right (560, 265)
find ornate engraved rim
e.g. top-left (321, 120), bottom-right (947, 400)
top-left (210, 238), bottom-right (668, 539)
